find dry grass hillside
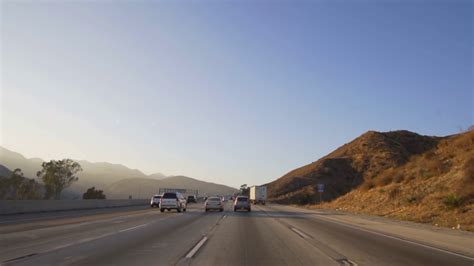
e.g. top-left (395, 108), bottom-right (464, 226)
top-left (267, 129), bottom-right (474, 230)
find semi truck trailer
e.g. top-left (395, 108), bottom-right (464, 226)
top-left (249, 185), bottom-right (267, 205)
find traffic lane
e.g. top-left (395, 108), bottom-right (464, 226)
top-left (0, 205), bottom-right (150, 226)
top-left (262, 203), bottom-right (474, 257)
top-left (259, 204), bottom-right (474, 266)
top-left (188, 207), bottom-right (338, 266)
top-left (1, 204), bottom-right (202, 263)
top-left (0, 205), bottom-right (154, 233)
top-left (4, 203), bottom-right (223, 266)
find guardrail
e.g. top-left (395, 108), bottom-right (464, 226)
top-left (0, 199), bottom-right (149, 215)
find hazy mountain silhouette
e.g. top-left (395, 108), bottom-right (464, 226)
top-left (0, 146), bottom-right (236, 199)
top-left (105, 175), bottom-right (238, 199)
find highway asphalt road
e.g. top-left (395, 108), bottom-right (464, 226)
top-left (1, 202), bottom-right (473, 266)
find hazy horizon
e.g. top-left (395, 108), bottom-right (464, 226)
top-left (1, 0), bottom-right (472, 188)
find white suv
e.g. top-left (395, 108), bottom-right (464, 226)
top-left (150, 194), bottom-right (161, 207)
top-left (160, 192), bottom-right (187, 212)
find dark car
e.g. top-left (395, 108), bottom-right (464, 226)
top-left (187, 195), bottom-right (197, 203)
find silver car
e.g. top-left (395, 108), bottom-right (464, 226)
top-left (205, 197), bottom-right (224, 212)
top-left (234, 196), bottom-right (251, 212)
top-left (160, 192), bottom-right (187, 212)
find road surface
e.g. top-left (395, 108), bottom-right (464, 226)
top-left (1, 202), bottom-right (473, 266)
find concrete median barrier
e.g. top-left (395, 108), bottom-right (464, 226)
top-left (0, 199), bottom-right (149, 215)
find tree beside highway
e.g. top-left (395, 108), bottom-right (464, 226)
top-left (37, 159), bottom-right (82, 199)
top-left (0, 168), bottom-right (42, 200)
top-left (240, 184), bottom-right (250, 196)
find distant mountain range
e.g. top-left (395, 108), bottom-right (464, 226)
top-left (105, 176), bottom-right (238, 199)
top-left (0, 147), bottom-right (237, 199)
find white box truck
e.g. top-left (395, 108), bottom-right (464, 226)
top-left (249, 185), bottom-right (267, 205)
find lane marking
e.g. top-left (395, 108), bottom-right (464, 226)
top-left (347, 259), bottom-right (359, 266)
top-left (263, 204), bottom-right (474, 261)
top-left (119, 223), bottom-right (147, 233)
top-left (0, 206), bottom-right (149, 224)
top-left (30, 222), bottom-right (150, 256)
top-left (337, 258), bottom-right (358, 266)
top-left (291, 227), bottom-right (310, 239)
top-left (313, 215), bottom-right (474, 261)
top-left (2, 212), bottom-right (179, 263)
top-left (32, 231), bottom-right (117, 259)
top-left (185, 237), bottom-right (208, 258)
top-left (76, 232), bottom-right (116, 244)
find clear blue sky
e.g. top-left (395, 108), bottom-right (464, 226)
top-left (1, 0), bottom-right (472, 188)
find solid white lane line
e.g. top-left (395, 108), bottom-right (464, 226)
top-left (347, 259), bottom-right (359, 266)
top-left (46, 232), bottom-right (115, 253)
top-left (185, 237), bottom-right (208, 258)
top-left (291, 227), bottom-right (310, 239)
top-left (76, 232), bottom-right (116, 244)
top-left (119, 223), bottom-right (147, 233)
top-left (315, 215), bottom-right (474, 261)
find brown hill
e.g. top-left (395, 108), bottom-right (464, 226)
top-left (267, 129), bottom-right (474, 230)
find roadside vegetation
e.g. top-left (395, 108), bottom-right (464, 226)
top-left (83, 187), bottom-right (106, 199)
top-left (0, 159), bottom-right (82, 200)
top-left (0, 169), bottom-right (42, 200)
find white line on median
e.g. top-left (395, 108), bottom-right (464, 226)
top-left (291, 227), bottom-right (310, 239)
top-left (185, 237), bottom-right (208, 258)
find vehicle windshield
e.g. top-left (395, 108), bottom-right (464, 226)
top-left (2, 2), bottom-right (470, 266)
top-left (162, 193), bottom-right (177, 199)
top-left (208, 197), bottom-right (220, 201)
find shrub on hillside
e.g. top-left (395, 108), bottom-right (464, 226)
top-left (443, 194), bottom-right (463, 209)
top-left (375, 167), bottom-right (406, 186)
top-left (405, 195), bottom-right (418, 204)
top-left (388, 186), bottom-right (400, 199)
top-left (463, 158), bottom-right (474, 184)
top-left (456, 158), bottom-right (474, 203)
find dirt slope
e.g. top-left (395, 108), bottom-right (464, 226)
top-left (267, 129), bottom-right (474, 230)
